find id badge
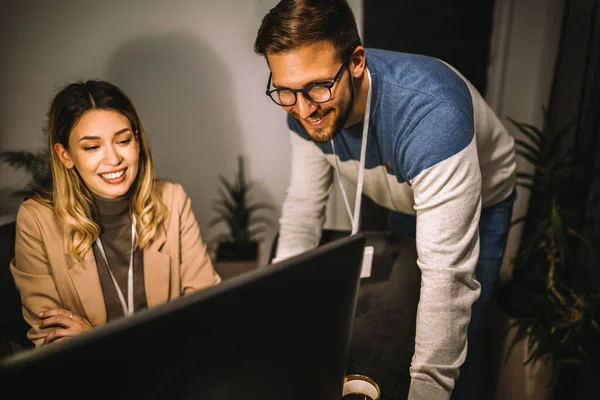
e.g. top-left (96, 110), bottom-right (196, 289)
top-left (360, 246), bottom-right (374, 278)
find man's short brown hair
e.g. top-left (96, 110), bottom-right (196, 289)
top-left (254, 0), bottom-right (362, 62)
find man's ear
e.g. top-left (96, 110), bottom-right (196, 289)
top-left (54, 143), bottom-right (74, 169)
top-left (349, 46), bottom-right (366, 79)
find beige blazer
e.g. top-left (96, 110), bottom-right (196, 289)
top-left (10, 180), bottom-right (221, 347)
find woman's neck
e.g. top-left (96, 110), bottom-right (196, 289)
top-left (92, 192), bottom-right (131, 228)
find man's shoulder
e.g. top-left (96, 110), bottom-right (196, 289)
top-left (366, 48), bottom-right (453, 81)
top-left (366, 48), bottom-right (472, 107)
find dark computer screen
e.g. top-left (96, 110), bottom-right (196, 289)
top-left (1, 233), bottom-right (366, 400)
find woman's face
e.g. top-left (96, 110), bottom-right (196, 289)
top-left (55, 109), bottom-right (140, 199)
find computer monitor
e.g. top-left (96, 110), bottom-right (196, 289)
top-left (0, 233), bottom-right (366, 400)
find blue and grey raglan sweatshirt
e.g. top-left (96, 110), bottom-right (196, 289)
top-left (274, 48), bottom-right (517, 400)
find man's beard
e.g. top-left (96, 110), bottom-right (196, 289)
top-left (292, 74), bottom-right (355, 144)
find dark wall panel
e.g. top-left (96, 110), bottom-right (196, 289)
top-left (363, 0), bottom-right (496, 96)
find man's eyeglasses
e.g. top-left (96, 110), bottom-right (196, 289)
top-left (265, 61), bottom-right (348, 107)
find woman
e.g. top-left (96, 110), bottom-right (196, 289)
top-left (10, 80), bottom-right (221, 347)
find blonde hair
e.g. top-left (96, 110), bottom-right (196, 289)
top-left (37, 80), bottom-right (166, 262)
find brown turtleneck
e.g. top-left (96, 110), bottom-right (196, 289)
top-left (91, 193), bottom-right (147, 321)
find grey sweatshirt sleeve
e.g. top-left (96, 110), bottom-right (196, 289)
top-left (272, 131), bottom-right (334, 263)
top-left (394, 102), bottom-right (482, 399)
top-left (406, 136), bottom-right (482, 399)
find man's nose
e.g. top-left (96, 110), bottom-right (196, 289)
top-left (293, 93), bottom-right (318, 119)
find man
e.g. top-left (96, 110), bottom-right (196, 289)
top-left (254, 1), bottom-right (516, 399)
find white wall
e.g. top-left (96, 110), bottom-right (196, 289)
top-left (486, 0), bottom-right (565, 280)
top-left (0, 0), bottom-right (363, 264)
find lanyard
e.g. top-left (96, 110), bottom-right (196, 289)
top-left (332, 68), bottom-right (372, 235)
top-left (95, 216), bottom-right (136, 317)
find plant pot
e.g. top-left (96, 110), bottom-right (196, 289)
top-left (214, 241), bottom-right (259, 280)
top-left (216, 241), bottom-right (259, 262)
top-left (214, 260), bottom-right (258, 280)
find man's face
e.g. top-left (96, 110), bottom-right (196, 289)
top-left (267, 41), bottom-right (354, 143)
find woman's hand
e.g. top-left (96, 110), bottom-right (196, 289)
top-left (39, 308), bottom-right (93, 345)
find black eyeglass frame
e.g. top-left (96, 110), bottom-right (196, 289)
top-left (265, 60), bottom-right (349, 106)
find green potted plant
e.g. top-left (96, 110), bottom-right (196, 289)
top-left (498, 107), bottom-right (600, 385)
top-left (209, 155), bottom-right (276, 264)
top-left (0, 130), bottom-right (52, 199)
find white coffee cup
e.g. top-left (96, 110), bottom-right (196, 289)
top-left (342, 374), bottom-right (381, 399)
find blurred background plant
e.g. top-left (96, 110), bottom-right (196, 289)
top-left (0, 122), bottom-right (52, 199)
top-left (498, 107), bottom-right (600, 382)
top-left (208, 154), bottom-right (276, 261)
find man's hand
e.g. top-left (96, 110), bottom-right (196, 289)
top-left (39, 308), bottom-right (92, 345)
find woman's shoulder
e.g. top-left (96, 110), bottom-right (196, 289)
top-left (16, 198), bottom-right (58, 233)
top-left (18, 198), bottom-right (55, 220)
top-left (154, 179), bottom-right (189, 206)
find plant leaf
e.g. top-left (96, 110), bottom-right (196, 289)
top-left (250, 215), bottom-right (278, 227)
top-left (515, 139), bottom-right (541, 159)
top-left (516, 149), bottom-right (539, 167)
top-left (207, 216), bottom-right (227, 228)
top-left (506, 117), bottom-right (542, 146)
top-left (511, 216), bottom-right (527, 227)
top-left (247, 202), bottom-right (277, 213)
top-left (517, 172), bottom-right (536, 182)
top-left (517, 182), bottom-right (534, 191)
top-left (218, 175), bottom-right (235, 195)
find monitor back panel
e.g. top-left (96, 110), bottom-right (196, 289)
top-left (1, 234), bottom-right (366, 400)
